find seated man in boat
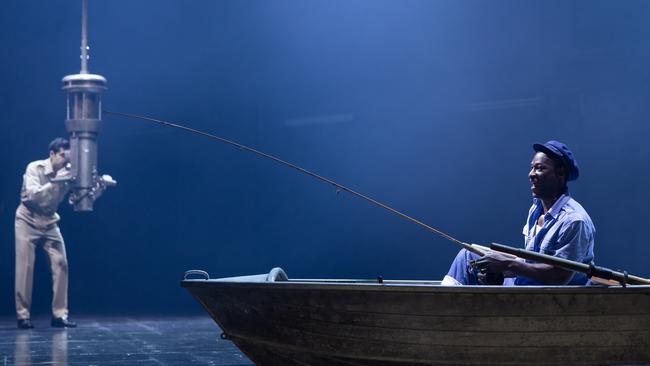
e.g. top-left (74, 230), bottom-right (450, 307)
top-left (442, 140), bottom-right (595, 286)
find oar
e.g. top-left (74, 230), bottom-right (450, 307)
top-left (490, 243), bottom-right (650, 286)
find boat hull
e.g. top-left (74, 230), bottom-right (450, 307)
top-left (182, 272), bottom-right (650, 366)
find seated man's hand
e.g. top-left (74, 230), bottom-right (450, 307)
top-left (471, 251), bottom-right (515, 276)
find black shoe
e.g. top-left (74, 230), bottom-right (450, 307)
top-left (51, 317), bottom-right (77, 328)
top-left (17, 319), bottom-right (34, 329)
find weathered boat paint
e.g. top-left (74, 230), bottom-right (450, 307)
top-left (182, 269), bottom-right (650, 366)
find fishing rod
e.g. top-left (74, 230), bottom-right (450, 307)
top-left (103, 110), bottom-right (484, 256)
top-left (104, 110), bottom-right (650, 286)
top-left (491, 243), bottom-right (650, 286)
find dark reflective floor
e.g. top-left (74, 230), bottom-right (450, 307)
top-left (0, 316), bottom-right (254, 365)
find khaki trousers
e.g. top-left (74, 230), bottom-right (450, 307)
top-left (15, 217), bottom-right (69, 319)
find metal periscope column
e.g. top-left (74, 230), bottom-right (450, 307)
top-left (62, 0), bottom-right (107, 211)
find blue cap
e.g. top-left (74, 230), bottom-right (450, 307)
top-left (533, 140), bottom-right (579, 181)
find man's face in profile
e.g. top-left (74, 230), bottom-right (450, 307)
top-left (529, 152), bottom-right (565, 199)
top-left (49, 148), bottom-right (69, 172)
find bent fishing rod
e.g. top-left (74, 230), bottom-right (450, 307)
top-left (104, 110), bottom-right (480, 255)
top-left (104, 110), bottom-right (650, 286)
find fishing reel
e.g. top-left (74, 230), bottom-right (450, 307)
top-left (468, 260), bottom-right (505, 286)
top-left (477, 271), bottom-right (505, 286)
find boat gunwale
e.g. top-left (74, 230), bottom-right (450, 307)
top-left (180, 278), bottom-right (650, 294)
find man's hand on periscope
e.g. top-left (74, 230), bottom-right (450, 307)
top-left (93, 174), bottom-right (117, 199)
top-left (55, 167), bottom-right (71, 179)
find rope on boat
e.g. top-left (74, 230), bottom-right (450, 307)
top-left (103, 110), bottom-right (482, 255)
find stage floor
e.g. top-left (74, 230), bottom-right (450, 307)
top-left (0, 316), bottom-right (254, 365)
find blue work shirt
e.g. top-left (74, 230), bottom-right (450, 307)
top-left (514, 193), bottom-right (595, 285)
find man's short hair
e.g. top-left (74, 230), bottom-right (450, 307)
top-left (48, 137), bottom-right (70, 153)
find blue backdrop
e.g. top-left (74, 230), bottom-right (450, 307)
top-left (1, 0), bottom-right (649, 316)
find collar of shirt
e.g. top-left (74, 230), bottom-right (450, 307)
top-left (529, 193), bottom-right (571, 226)
top-left (42, 158), bottom-right (54, 176)
top-left (544, 193), bottom-right (571, 220)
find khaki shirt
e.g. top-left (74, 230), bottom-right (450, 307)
top-left (16, 158), bottom-right (70, 228)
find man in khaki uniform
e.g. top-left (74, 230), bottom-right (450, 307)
top-left (15, 137), bottom-right (77, 329)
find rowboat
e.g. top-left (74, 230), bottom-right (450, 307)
top-left (181, 267), bottom-right (650, 366)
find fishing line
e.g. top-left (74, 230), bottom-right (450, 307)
top-left (103, 110), bottom-right (479, 254)
top-left (105, 110), bottom-right (650, 285)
